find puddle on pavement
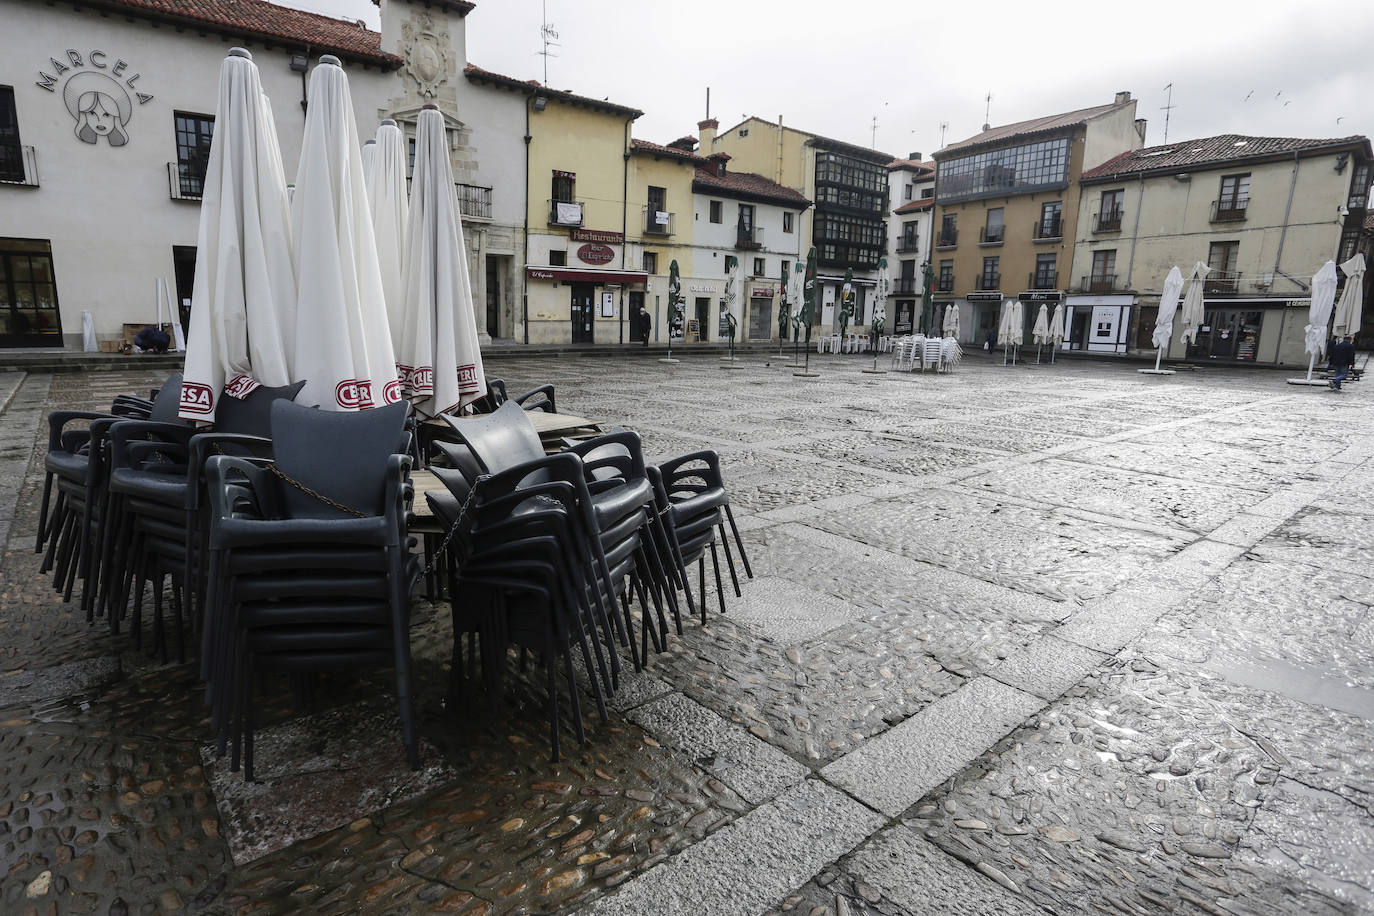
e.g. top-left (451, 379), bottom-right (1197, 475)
top-left (1205, 653), bottom-right (1374, 720)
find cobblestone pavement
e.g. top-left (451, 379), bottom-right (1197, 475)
top-left (1, 349), bottom-right (1372, 915)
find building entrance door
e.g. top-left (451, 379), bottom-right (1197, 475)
top-left (485, 256), bottom-right (501, 339)
top-left (1190, 308), bottom-right (1262, 360)
top-left (570, 282), bottom-right (594, 343)
top-left (694, 297), bottom-right (710, 341)
top-left (1068, 309), bottom-right (1090, 350)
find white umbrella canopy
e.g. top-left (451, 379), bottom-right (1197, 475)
top-left (370, 119), bottom-right (409, 352)
top-left (361, 138), bottom-right (377, 208)
top-left (944, 302), bottom-right (960, 339)
top-left (1031, 303), bottom-right (1050, 344)
top-left (398, 105), bottom-right (485, 416)
top-left (1179, 261), bottom-right (1210, 346)
top-left (289, 55), bottom-right (400, 411)
top-left (1152, 266), bottom-right (1185, 349)
top-left (1333, 253), bottom-right (1366, 339)
top-left (1048, 303), bottom-right (1065, 344)
top-left (998, 299), bottom-right (1023, 345)
top-left (1305, 260), bottom-right (1339, 359)
top-left (179, 47), bottom-right (295, 422)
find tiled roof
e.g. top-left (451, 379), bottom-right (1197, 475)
top-left (894, 198), bottom-right (934, 214)
top-left (887, 158), bottom-right (934, 175)
top-left (631, 139), bottom-right (703, 164)
top-left (936, 100), bottom-right (1130, 158)
top-left (1082, 134), bottom-right (1372, 181)
top-left (79, 0), bottom-right (400, 67)
top-left (464, 65), bottom-right (643, 118)
top-left (693, 166), bottom-right (811, 209)
top-left (714, 117), bottom-right (893, 165)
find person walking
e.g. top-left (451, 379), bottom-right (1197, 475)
top-left (638, 304), bottom-right (652, 346)
top-left (1328, 335), bottom-right (1357, 391)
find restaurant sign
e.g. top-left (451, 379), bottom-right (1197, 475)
top-left (965, 292), bottom-right (1003, 302)
top-left (750, 287), bottom-right (775, 297)
top-left (570, 228), bottom-right (623, 244)
top-left (577, 243), bottom-right (615, 265)
top-left (1018, 291), bottom-right (1063, 302)
top-left (35, 50), bottom-right (154, 147)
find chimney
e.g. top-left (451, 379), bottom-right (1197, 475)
top-left (1115, 90), bottom-right (1131, 105)
top-left (667, 135), bottom-right (698, 153)
top-left (697, 118), bottom-right (718, 152)
top-left (1134, 119), bottom-right (1148, 143)
top-left (908, 151), bottom-right (922, 161)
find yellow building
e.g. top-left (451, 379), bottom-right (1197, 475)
top-left (930, 93), bottom-right (1145, 345)
top-left (625, 138), bottom-right (703, 343)
top-left (1071, 133), bottom-right (1372, 364)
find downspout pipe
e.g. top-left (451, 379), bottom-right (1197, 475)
top-left (621, 117), bottom-right (631, 344)
top-left (1272, 150), bottom-right (1301, 290)
top-left (522, 101), bottom-right (531, 345)
top-left (1124, 171), bottom-right (1145, 288)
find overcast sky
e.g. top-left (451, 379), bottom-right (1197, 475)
top-left (304, 0), bottom-right (1373, 161)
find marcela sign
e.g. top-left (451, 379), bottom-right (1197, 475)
top-left (577, 244), bottom-right (615, 265)
top-left (35, 50), bottom-right (154, 147)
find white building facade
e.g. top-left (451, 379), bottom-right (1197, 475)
top-left (885, 156), bottom-right (935, 334)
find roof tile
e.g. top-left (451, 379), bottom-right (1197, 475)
top-left (693, 166), bottom-right (810, 209)
top-left (1082, 133), bottom-right (1371, 180)
top-left (937, 100), bottom-right (1129, 158)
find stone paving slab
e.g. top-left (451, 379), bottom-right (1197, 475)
top-left (988, 635), bottom-right (1109, 702)
top-left (724, 575), bottom-right (863, 645)
top-left (0, 655), bottom-right (121, 707)
top-left (821, 676), bottom-right (1046, 818)
top-left (585, 779), bottom-right (885, 916)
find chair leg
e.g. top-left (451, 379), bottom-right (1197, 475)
top-left (171, 579), bottom-right (186, 666)
top-left (724, 505), bottom-right (753, 579)
top-left (389, 556), bottom-right (421, 772)
top-left (698, 556), bottom-right (707, 625)
top-left (36, 473), bottom-right (53, 554)
top-left (709, 540), bottom-right (727, 616)
top-left (718, 523), bottom-right (742, 598)
top-left (152, 564), bottom-right (167, 663)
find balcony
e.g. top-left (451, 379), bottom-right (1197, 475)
top-left (978, 227), bottom-right (1004, 246)
top-left (895, 236), bottom-right (921, 253)
top-left (457, 183), bottom-right (492, 221)
top-left (935, 229), bottom-right (958, 249)
top-left (1204, 269), bottom-right (1242, 295)
top-left (736, 225), bottom-right (764, 249)
top-left (168, 161), bottom-right (203, 201)
top-left (1028, 271), bottom-right (1059, 290)
top-left (1032, 219), bottom-right (1062, 241)
top-left (1092, 209), bottom-right (1123, 233)
top-left (1210, 199), bottom-right (1248, 222)
top-left (976, 273), bottom-right (1001, 291)
top-left (1080, 273), bottom-right (1118, 293)
top-left (644, 208), bottom-right (675, 236)
top-left (548, 198), bottom-right (584, 227)
top-left (936, 275), bottom-right (955, 293)
top-left (893, 278), bottom-right (919, 295)
top-left (0, 146), bottom-right (39, 187)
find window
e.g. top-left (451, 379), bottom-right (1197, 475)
top-left (937, 259), bottom-right (954, 292)
top-left (174, 111), bottom-right (215, 198)
top-left (642, 251), bottom-right (658, 274)
top-left (645, 185), bottom-right (668, 233)
top-left (936, 137), bottom-right (1071, 202)
top-left (920, 187), bottom-right (934, 198)
top-left (0, 238), bottom-right (62, 343)
top-left (1034, 253), bottom-right (1057, 289)
top-left (1215, 173), bottom-right (1250, 220)
top-left (1097, 189), bottom-right (1124, 230)
top-left (903, 184), bottom-right (913, 201)
top-left (782, 211), bottom-right (794, 233)
top-left (0, 87), bottom-right (24, 183)
top-left (1348, 163), bottom-right (1370, 209)
top-left (408, 137), bottom-right (416, 177)
top-left (552, 170), bottom-right (576, 202)
top-left (1206, 240), bottom-right (1240, 293)
top-left (549, 249), bottom-right (566, 266)
top-left (738, 204), bottom-right (755, 233)
top-left (1339, 228), bottom-right (1361, 265)
top-left (1089, 249), bottom-right (1116, 291)
top-left (781, 260), bottom-right (790, 280)
top-left (709, 200), bottom-right (722, 223)
top-left (814, 152), bottom-right (889, 194)
top-left (899, 221), bottom-right (918, 251)
top-left (983, 208), bottom-right (1004, 244)
top-left (1038, 202), bottom-right (1062, 239)
top-left (938, 213), bottom-right (957, 247)
top-left (899, 259), bottom-right (916, 293)
top-left (980, 256), bottom-right (999, 290)
top-left (753, 257), bottom-right (765, 276)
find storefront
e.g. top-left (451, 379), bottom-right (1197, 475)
top-left (1174, 298), bottom-right (1308, 365)
top-left (964, 292), bottom-right (1002, 344)
top-left (524, 266), bottom-right (648, 345)
top-left (1062, 294), bottom-right (1132, 353)
top-left (894, 299), bottom-right (916, 335)
top-left (746, 284), bottom-right (776, 340)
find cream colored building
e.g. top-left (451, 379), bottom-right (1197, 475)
top-left (930, 94), bottom-right (1145, 346)
top-left (886, 156), bottom-right (935, 334)
top-left (1071, 134), bottom-right (1372, 364)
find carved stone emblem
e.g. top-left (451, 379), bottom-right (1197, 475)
top-left (402, 12), bottom-right (452, 99)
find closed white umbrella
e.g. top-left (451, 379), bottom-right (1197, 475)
top-left (1141, 266), bottom-right (1185, 374)
top-left (1302, 260), bottom-right (1339, 373)
top-left (370, 119), bottom-right (409, 355)
top-left (998, 299), bottom-right (1022, 364)
top-left (1333, 253), bottom-right (1366, 339)
top-left (944, 302), bottom-right (960, 340)
top-left (397, 104), bottom-right (485, 416)
top-left (1179, 261), bottom-right (1210, 347)
top-left (289, 55), bottom-right (399, 411)
top-left (1031, 303), bottom-right (1050, 344)
top-left (1048, 302), bottom-right (1065, 344)
top-left (361, 138), bottom-right (377, 208)
top-left (179, 47), bottom-right (295, 422)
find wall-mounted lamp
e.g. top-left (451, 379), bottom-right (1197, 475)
top-left (289, 53), bottom-right (309, 73)
top-left (1335, 153), bottom-right (1350, 174)
top-left (532, 96), bottom-right (548, 112)
top-left (1175, 173), bottom-right (1191, 182)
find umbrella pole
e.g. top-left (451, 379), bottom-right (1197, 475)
top-left (1306, 352), bottom-right (1316, 382)
top-left (1155, 346), bottom-right (1163, 371)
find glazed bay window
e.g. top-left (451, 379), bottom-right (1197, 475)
top-left (1095, 189), bottom-right (1124, 232)
top-left (981, 208), bottom-right (1004, 244)
top-left (1087, 250), bottom-right (1116, 292)
top-left (979, 256), bottom-right (1000, 291)
top-left (173, 111), bottom-right (215, 199)
top-left (1212, 173), bottom-right (1250, 222)
top-left (936, 137), bottom-right (1070, 202)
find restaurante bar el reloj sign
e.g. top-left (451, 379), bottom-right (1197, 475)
top-left (35, 49), bottom-right (155, 147)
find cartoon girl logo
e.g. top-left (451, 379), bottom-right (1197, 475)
top-left (63, 72), bottom-right (132, 146)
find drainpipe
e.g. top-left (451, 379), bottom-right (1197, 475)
top-left (1124, 171), bottom-right (1145, 288)
top-left (621, 117), bottom-right (630, 345)
top-left (1272, 150), bottom-right (1302, 290)
top-left (522, 101), bottom-right (531, 345)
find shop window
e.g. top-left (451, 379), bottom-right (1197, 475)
top-left (174, 111), bottom-right (215, 198)
top-left (709, 200), bottom-right (722, 223)
top-left (0, 86), bottom-right (24, 183)
top-left (549, 250), bottom-right (566, 266)
top-left (0, 238), bottom-right (62, 345)
top-left (642, 251), bottom-right (657, 274)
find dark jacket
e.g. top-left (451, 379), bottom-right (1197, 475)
top-left (1330, 340), bottom-right (1357, 368)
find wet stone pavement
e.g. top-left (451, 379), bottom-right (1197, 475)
top-left (1, 349), bottom-right (1372, 915)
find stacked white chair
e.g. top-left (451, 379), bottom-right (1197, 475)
top-left (922, 338), bottom-right (944, 372)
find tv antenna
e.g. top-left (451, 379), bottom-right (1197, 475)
top-left (538, 0), bottom-right (560, 86)
top-left (938, 121), bottom-right (949, 148)
top-left (982, 92), bottom-right (993, 131)
top-left (1161, 83), bottom-right (1176, 143)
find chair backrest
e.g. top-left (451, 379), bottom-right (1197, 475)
top-left (430, 439), bottom-right (486, 487)
top-left (149, 373), bottom-right (186, 423)
top-left (270, 400), bottom-right (407, 518)
top-left (442, 400), bottom-right (545, 474)
top-left (214, 380), bottom-right (306, 437)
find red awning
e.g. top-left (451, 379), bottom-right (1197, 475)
top-left (526, 266), bottom-right (649, 284)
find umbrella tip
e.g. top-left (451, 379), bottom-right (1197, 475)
top-left (319, 54), bottom-right (342, 67)
top-left (364, 138), bottom-right (376, 145)
top-left (227, 47), bottom-right (252, 59)
top-left (380, 118), bottom-right (397, 127)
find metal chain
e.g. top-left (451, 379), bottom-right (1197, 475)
top-left (421, 481), bottom-right (479, 576)
top-left (266, 464), bottom-right (368, 518)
